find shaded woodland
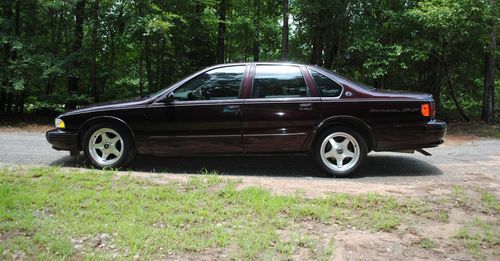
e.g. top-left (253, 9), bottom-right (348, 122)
top-left (0, 0), bottom-right (498, 122)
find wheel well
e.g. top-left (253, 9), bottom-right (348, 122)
top-left (313, 118), bottom-right (375, 151)
top-left (77, 117), bottom-right (135, 150)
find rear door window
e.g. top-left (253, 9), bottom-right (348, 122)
top-left (251, 65), bottom-right (310, 98)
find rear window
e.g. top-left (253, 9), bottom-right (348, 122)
top-left (309, 69), bottom-right (343, 97)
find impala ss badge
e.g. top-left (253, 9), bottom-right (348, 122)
top-left (369, 108), bottom-right (419, 113)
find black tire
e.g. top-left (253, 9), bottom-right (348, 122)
top-left (313, 126), bottom-right (368, 177)
top-left (82, 123), bottom-right (136, 169)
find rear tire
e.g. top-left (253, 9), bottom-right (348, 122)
top-left (82, 123), bottom-right (136, 169)
top-left (313, 127), bottom-right (367, 177)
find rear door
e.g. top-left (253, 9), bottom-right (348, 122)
top-left (241, 64), bottom-right (321, 153)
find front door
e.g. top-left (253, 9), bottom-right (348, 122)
top-left (241, 65), bottom-right (321, 153)
top-left (145, 65), bottom-right (247, 155)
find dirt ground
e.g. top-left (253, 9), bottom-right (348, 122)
top-left (123, 168), bottom-right (498, 260)
top-left (114, 132), bottom-right (499, 260)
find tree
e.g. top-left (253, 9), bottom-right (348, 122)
top-left (90, 0), bottom-right (100, 103)
top-left (216, 0), bottom-right (227, 64)
top-left (0, 0), bottom-right (495, 122)
top-left (66, 0), bottom-right (86, 110)
top-left (280, 0), bottom-right (289, 61)
top-left (482, 0), bottom-right (496, 123)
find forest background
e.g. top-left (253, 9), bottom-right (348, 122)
top-left (0, 0), bottom-right (498, 122)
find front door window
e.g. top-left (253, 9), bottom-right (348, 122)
top-left (173, 66), bottom-right (246, 101)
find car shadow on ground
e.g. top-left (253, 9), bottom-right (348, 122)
top-left (50, 152), bottom-right (443, 179)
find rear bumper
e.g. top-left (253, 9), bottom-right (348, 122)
top-left (46, 129), bottom-right (79, 151)
top-left (374, 119), bottom-right (447, 151)
top-left (420, 119), bottom-right (447, 148)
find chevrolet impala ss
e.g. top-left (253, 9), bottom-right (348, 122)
top-left (46, 63), bottom-right (446, 177)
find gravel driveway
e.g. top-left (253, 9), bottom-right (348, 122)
top-left (0, 131), bottom-right (498, 190)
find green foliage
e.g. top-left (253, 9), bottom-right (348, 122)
top-left (0, 0), bottom-right (497, 119)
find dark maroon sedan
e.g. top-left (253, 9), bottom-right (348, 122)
top-left (46, 63), bottom-right (446, 177)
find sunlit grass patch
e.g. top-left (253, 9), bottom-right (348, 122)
top-left (0, 166), bottom-right (456, 259)
top-left (455, 218), bottom-right (500, 259)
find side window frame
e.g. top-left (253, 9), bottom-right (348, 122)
top-left (170, 65), bottom-right (247, 103)
top-left (249, 64), bottom-right (312, 100)
top-left (308, 68), bottom-right (344, 99)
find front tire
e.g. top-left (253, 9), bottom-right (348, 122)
top-left (314, 127), bottom-right (367, 177)
top-left (82, 123), bottom-right (136, 169)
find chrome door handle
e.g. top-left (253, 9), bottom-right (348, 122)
top-left (223, 105), bottom-right (240, 113)
top-left (299, 103), bottom-right (313, 111)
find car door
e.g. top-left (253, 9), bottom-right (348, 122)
top-left (144, 65), bottom-right (247, 155)
top-left (241, 64), bottom-right (321, 153)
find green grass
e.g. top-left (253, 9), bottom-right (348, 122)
top-left (0, 166), bottom-right (449, 259)
top-left (455, 218), bottom-right (500, 258)
top-left (419, 238), bottom-right (435, 249)
top-left (480, 191), bottom-right (500, 214)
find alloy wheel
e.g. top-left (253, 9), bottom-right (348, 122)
top-left (88, 128), bottom-right (124, 166)
top-left (320, 132), bottom-right (360, 172)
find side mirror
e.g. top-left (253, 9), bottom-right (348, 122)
top-left (163, 93), bottom-right (175, 103)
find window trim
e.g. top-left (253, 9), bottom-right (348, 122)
top-left (152, 64), bottom-right (249, 105)
top-left (308, 68), bottom-right (344, 99)
top-left (171, 65), bottom-right (247, 102)
top-left (249, 64), bottom-right (311, 100)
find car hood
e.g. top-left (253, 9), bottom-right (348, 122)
top-left (62, 97), bottom-right (148, 116)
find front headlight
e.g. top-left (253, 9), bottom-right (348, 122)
top-left (55, 118), bottom-right (65, 129)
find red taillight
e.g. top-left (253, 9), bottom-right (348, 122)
top-left (421, 103), bottom-right (435, 117)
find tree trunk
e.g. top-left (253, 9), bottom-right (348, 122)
top-left (136, 2), bottom-right (153, 93)
top-left (442, 61), bottom-right (470, 122)
top-left (17, 0), bottom-right (35, 116)
top-left (432, 61), bottom-right (441, 112)
top-left (280, 0), bottom-right (289, 61)
top-left (1, 1), bottom-right (13, 114)
top-left (6, 93), bottom-right (13, 114)
top-left (46, 6), bottom-right (57, 95)
top-left (324, 43), bottom-right (334, 69)
top-left (66, 0), bottom-right (86, 110)
top-left (253, 35), bottom-right (260, 62)
top-left (157, 39), bottom-right (165, 91)
top-left (482, 0), bottom-right (496, 124)
top-left (144, 38), bottom-right (153, 93)
top-left (252, 0), bottom-right (260, 62)
top-left (310, 30), bottom-right (323, 65)
top-left (216, 0), bottom-right (227, 64)
top-left (90, 0), bottom-right (100, 103)
top-left (139, 59), bottom-right (144, 96)
top-left (12, 0), bottom-right (20, 115)
top-left (0, 91), bottom-right (5, 114)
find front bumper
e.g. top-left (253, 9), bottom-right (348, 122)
top-left (46, 129), bottom-right (79, 151)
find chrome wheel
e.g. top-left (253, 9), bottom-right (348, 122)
top-left (320, 132), bottom-right (360, 172)
top-left (88, 128), bottom-right (124, 166)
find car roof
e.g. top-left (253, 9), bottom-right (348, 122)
top-left (209, 62), bottom-right (308, 68)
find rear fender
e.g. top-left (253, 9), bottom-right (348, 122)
top-left (305, 116), bottom-right (375, 151)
